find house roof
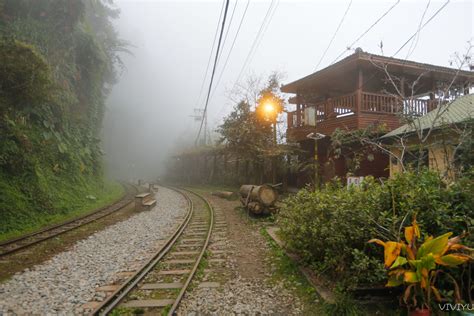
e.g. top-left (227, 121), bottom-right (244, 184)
top-left (381, 94), bottom-right (474, 138)
top-left (281, 50), bottom-right (474, 94)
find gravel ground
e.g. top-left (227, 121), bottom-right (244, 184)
top-left (180, 278), bottom-right (303, 315)
top-left (177, 193), bottom-right (304, 315)
top-left (0, 186), bottom-right (186, 315)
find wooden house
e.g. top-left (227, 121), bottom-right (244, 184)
top-left (281, 49), bottom-right (473, 186)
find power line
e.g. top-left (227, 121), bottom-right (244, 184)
top-left (405, 0), bottom-right (431, 60)
top-left (233, 0), bottom-right (277, 89)
top-left (216, 0), bottom-right (238, 66)
top-left (247, 0), bottom-right (279, 70)
top-left (195, 0), bottom-right (231, 145)
top-left (194, 1), bottom-right (225, 109)
top-left (213, 0), bottom-right (278, 130)
top-left (360, 0), bottom-right (450, 92)
top-left (330, 0), bottom-right (401, 65)
top-left (211, 0), bottom-right (250, 100)
top-left (393, 0), bottom-right (449, 57)
top-left (314, 0), bottom-right (352, 71)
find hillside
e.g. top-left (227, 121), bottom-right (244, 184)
top-left (0, 0), bottom-right (125, 238)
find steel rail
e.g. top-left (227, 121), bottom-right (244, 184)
top-left (0, 183), bottom-right (138, 257)
top-left (92, 186), bottom-right (196, 315)
top-left (167, 188), bottom-right (215, 315)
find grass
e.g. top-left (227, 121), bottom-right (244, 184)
top-left (261, 228), bottom-right (401, 316)
top-left (260, 227), bottom-right (325, 315)
top-left (0, 179), bottom-right (124, 242)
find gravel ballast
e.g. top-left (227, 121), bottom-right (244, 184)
top-left (0, 186), bottom-right (186, 315)
top-left (177, 193), bottom-right (305, 315)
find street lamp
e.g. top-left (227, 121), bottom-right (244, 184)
top-left (263, 102), bottom-right (276, 116)
top-left (306, 132), bottom-right (326, 189)
top-left (257, 97), bottom-right (282, 184)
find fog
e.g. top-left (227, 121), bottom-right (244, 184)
top-left (102, 0), bottom-right (473, 180)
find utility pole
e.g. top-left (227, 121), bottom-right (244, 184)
top-left (204, 108), bottom-right (208, 146)
top-left (190, 108), bottom-right (208, 145)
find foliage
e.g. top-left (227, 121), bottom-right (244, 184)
top-left (0, 176), bottom-right (123, 241)
top-left (217, 100), bottom-right (273, 159)
top-left (217, 73), bottom-right (285, 158)
top-left (370, 218), bottom-right (472, 310)
top-left (0, 38), bottom-right (53, 110)
top-left (277, 170), bottom-right (473, 293)
top-left (330, 124), bottom-right (388, 174)
top-left (214, 72), bottom-right (297, 184)
top-left (452, 119), bottom-right (474, 174)
top-left (0, 0), bottom-right (125, 236)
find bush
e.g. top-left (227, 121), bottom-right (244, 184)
top-left (277, 169), bottom-right (473, 289)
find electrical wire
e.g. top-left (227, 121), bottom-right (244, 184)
top-left (211, 0), bottom-right (251, 100)
top-left (393, 0), bottom-right (449, 57)
top-left (233, 0), bottom-right (277, 89)
top-left (330, 0), bottom-right (401, 65)
top-left (405, 0), bottom-right (431, 60)
top-left (194, 1), bottom-right (225, 109)
top-left (195, 0), bottom-right (231, 145)
top-left (216, 0), bottom-right (239, 66)
top-left (247, 0), bottom-right (279, 71)
top-left (314, 0), bottom-right (352, 71)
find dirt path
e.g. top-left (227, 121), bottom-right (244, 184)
top-left (177, 191), bottom-right (306, 315)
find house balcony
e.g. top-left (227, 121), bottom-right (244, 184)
top-left (286, 91), bottom-right (442, 141)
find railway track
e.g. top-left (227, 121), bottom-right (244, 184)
top-left (0, 184), bottom-right (140, 257)
top-left (91, 188), bottom-right (218, 316)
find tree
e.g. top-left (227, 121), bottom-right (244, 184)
top-left (218, 72), bottom-right (296, 184)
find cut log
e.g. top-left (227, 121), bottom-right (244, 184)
top-left (239, 184), bottom-right (278, 206)
top-left (211, 191), bottom-right (236, 200)
top-left (247, 201), bottom-right (262, 214)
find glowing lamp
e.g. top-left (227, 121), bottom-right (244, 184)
top-left (263, 102), bottom-right (275, 114)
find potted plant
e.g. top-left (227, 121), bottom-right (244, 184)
top-left (369, 218), bottom-right (472, 316)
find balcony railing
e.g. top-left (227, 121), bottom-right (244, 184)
top-left (287, 91), bottom-right (441, 129)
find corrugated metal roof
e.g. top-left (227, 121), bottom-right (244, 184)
top-left (382, 94), bottom-right (474, 138)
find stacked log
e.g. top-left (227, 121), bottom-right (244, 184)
top-left (239, 184), bottom-right (278, 215)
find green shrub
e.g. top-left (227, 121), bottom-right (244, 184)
top-left (277, 169), bottom-right (473, 289)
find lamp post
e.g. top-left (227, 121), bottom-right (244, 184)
top-left (258, 99), bottom-right (280, 184)
top-left (262, 101), bottom-right (278, 146)
top-left (306, 132), bottom-right (326, 190)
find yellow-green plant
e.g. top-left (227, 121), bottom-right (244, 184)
top-left (369, 218), bottom-right (472, 310)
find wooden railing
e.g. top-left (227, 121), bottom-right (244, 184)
top-left (288, 91), bottom-right (443, 129)
top-left (361, 92), bottom-right (400, 113)
top-left (403, 98), bottom-right (439, 116)
top-left (361, 92), bottom-right (439, 115)
top-left (310, 93), bottom-right (356, 121)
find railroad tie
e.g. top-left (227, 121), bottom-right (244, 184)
top-left (140, 282), bottom-right (183, 290)
top-left (95, 285), bottom-right (121, 292)
top-left (181, 238), bottom-right (204, 243)
top-left (177, 243), bottom-right (202, 248)
top-left (171, 251), bottom-right (199, 256)
top-left (121, 299), bottom-right (175, 308)
top-left (157, 269), bottom-right (191, 275)
top-left (165, 259), bottom-right (195, 264)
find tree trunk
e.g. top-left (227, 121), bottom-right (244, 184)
top-left (239, 184), bottom-right (278, 206)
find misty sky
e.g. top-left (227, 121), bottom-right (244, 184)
top-left (102, 0), bottom-right (473, 180)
